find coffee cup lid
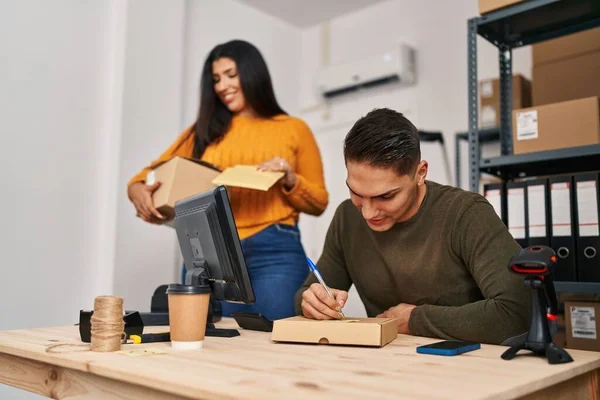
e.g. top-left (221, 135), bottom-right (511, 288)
top-left (166, 284), bottom-right (211, 295)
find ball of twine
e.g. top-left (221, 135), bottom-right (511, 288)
top-left (90, 296), bottom-right (125, 352)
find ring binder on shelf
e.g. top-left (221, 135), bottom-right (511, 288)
top-left (549, 176), bottom-right (577, 282)
top-left (575, 172), bottom-right (600, 282)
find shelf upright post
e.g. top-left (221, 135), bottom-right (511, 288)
top-left (468, 17), bottom-right (480, 193)
top-left (499, 44), bottom-right (513, 156)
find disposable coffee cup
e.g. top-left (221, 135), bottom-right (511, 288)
top-left (166, 284), bottom-right (211, 350)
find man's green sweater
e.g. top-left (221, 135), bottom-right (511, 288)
top-left (295, 181), bottom-right (530, 345)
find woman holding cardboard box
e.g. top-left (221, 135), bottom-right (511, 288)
top-left (127, 40), bottom-right (329, 321)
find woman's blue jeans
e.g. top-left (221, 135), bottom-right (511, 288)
top-left (181, 223), bottom-right (309, 321)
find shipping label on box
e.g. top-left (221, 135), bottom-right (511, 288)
top-left (570, 305), bottom-right (597, 340)
top-left (481, 80), bottom-right (494, 98)
top-left (515, 110), bottom-right (539, 141)
top-left (566, 301), bottom-right (600, 351)
top-left (146, 170), bottom-right (157, 185)
top-left (481, 105), bottom-right (497, 129)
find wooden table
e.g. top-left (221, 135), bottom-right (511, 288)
top-left (0, 318), bottom-right (599, 400)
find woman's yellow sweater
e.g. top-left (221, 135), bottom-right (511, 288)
top-left (129, 115), bottom-right (329, 239)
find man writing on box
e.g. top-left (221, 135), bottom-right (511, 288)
top-left (295, 108), bottom-right (530, 345)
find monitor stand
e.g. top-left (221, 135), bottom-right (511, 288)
top-left (206, 323), bottom-right (240, 337)
top-left (188, 262), bottom-right (241, 338)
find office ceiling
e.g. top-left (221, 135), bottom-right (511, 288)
top-left (236, 0), bottom-right (387, 28)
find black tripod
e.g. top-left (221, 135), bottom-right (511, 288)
top-left (501, 276), bottom-right (573, 364)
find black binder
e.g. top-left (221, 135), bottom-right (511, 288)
top-left (549, 176), bottom-right (577, 282)
top-left (526, 178), bottom-right (550, 247)
top-left (506, 181), bottom-right (528, 248)
top-left (574, 172), bottom-right (600, 282)
top-left (484, 182), bottom-right (506, 225)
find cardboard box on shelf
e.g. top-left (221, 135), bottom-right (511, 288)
top-left (565, 301), bottom-right (600, 352)
top-left (533, 27), bottom-right (600, 66)
top-left (533, 51), bottom-right (600, 106)
top-left (271, 316), bottom-right (398, 348)
top-left (478, 0), bottom-right (526, 14)
top-left (512, 97), bottom-right (600, 155)
top-left (532, 27), bottom-right (600, 106)
top-left (146, 156), bottom-right (221, 223)
top-left (480, 74), bottom-right (531, 128)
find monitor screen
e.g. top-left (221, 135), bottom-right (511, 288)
top-left (174, 186), bottom-right (255, 304)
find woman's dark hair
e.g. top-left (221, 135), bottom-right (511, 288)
top-left (344, 108), bottom-right (421, 176)
top-left (192, 40), bottom-right (286, 159)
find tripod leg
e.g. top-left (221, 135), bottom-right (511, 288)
top-left (545, 343), bottom-right (574, 364)
top-left (501, 345), bottom-right (524, 360)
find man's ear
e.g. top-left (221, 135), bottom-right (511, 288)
top-left (416, 160), bottom-right (428, 186)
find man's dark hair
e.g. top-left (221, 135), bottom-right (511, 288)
top-left (344, 108), bottom-right (421, 176)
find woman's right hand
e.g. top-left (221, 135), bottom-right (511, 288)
top-left (127, 182), bottom-right (165, 224)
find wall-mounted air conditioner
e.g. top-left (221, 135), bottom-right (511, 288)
top-left (317, 44), bottom-right (416, 98)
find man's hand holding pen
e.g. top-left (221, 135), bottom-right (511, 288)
top-left (301, 283), bottom-right (348, 320)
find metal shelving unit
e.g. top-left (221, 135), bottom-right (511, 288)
top-left (455, 127), bottom-right (499, 187)
top-left (421, 130), bottom-right (454, 187)
top-left (467, 0), bottom-right (600, 192)
top-left (480, 144), bottom-right (600, 179)
top-left (467, 0), bottom-right (600, 293)
top-left (555, 282), bottom-right (600, 294)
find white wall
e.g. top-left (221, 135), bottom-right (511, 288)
top-left (113, 0), bottom-right (303, 312)
top-left (113, 0), bottom-right (187, 312)
top-left (0, 0), bottom-right (125, 398)
top-left (0, 0), bottom-right (123, 329)
top-left (296, 0), bottom-right (532, 317)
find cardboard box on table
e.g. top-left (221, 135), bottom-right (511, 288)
top-left (271, 316), bottom-right (398, 348)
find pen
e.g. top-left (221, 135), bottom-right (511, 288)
top-left (306, 257), bottom-right (345, 319)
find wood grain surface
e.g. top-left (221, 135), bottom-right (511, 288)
top-left (0, 318), bottom-right (599, 399)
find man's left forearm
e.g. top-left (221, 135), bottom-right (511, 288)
top-left (408, 299), bottom-right (529, 345)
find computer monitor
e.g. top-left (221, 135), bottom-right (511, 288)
top-left (174, 185), bottom-right (255, 305)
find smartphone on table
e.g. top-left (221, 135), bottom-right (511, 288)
top-left (416, 340), bottom-right (480, 356)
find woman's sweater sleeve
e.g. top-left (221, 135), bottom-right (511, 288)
top-left (282, 121), bottom-right (329, 216)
